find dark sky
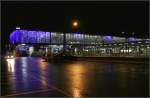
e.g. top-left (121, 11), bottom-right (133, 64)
top-left (2, 1), bottom-right (149, 44)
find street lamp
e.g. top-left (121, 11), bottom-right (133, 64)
top-left (72, 19), bottom-right (80, 29)
top-left (73, 21), bottom-right (78, 27)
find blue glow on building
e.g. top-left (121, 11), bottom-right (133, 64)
top-left (9, 29), bottom-right (149, 45)
top-left (103, 36), bottom-right (112, 43)
top-left (128, 37), bottom-right (136, 42)
top-left (9, 29), bottom-right (150, 57)
top-left (10, 30), bottom-right (51, 44)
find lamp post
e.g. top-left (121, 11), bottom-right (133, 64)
top-left (71, 19), bottom-right (80, 56)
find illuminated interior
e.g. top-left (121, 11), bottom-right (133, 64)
top-left (9, 29), bottom-right (150, 57)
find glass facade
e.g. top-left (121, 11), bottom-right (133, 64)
top-left (51, 32), bottom-right (64, 44)
top-left (10, 30), bottom-right (150, 57)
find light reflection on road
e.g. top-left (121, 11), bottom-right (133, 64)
top-left (65, 64), bottom-right (86, 98)
top-left (3, 57), bottom-right (149, 97)
top-left (6, 58), bottom-right (15, 73)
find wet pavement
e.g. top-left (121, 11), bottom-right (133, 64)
top-left (1, 57), bottom-right (149, 97)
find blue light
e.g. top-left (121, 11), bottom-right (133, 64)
top-left (10, 29), bottom-right (150, 45)
top-left (103, 36), bottom-right (112, 43)
top-left (75, 33), bottom-right (83, 38)
top-left (9, 30), bottom-right (51, 44)
top-left (128, 37), bottom-right (135, 42)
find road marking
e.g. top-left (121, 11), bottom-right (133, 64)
top-left (1, 79), bottom-right (39, 85)
top-left (30, 73), bottom-right (72, 97)
top-left (5, 88), bottom-right (53, 97)
top-left (2, 59), bottom-right (72, 97)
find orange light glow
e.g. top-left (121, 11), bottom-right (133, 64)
top-left (73, 21), bottom-right (78, 27)
top-left (72, 19), bottom-right (80, 29)
top-left (65, 63), bottom-right (86, 98)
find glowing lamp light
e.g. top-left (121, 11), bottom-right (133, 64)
top-left (16, 27), bottom-right (20, 30)
top-left (121, 32), bottom-right (125, 34)
top-left (72, 19), bottom-right (80, 29)
top-left (73, 21), bottom-right (78, 27)
top-left (21, 44), bottom-right (26, 45)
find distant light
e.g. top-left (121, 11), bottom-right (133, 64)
top-left (128, 37), bottom-right (135, 42)
top-left (29, 47), bottom-right (34, 56)
top-left (138, 42), bottom-right (142, 43)
top-left (73, 21), bottom-right (78, 27)
top-left (120, 49), bottom-right (132, 52)
top-left (85, 50), bottom-right (88, 52)
top-left (132, 32), bottom-right (135, 35)
top-left (21, 44), bottom-right (26, 45)
top-left (7, 56), bottom-right (14, 58)
top-left (75, 48), bottom-right (77, 52)
top-left (72, 19), bottom-right (80, 29)
top-left (16, 27), bottom-right (20, 30)
top-left (121, 32), bottom-right (125, 34)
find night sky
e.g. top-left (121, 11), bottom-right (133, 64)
top-left (2, 1), bottom-right (149, 45)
